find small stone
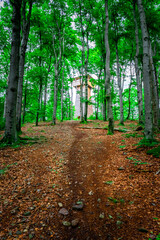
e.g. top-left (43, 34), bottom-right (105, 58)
top-left (97, 198), bottom-right (101, 203)
top-left (88, 191), bottom-right (93, 195)
top-left (72, 202), bottom-right (84, 210)
top-left (62, 221), bottom-right (71, 227)
top-left (71, 219), bottom-right (79, 227)
top-left (149, 234), bottom-right (156, 240)
top-left (58, 203), bottom-right (63, 208)
top-left (59, 208), bottom-right (69, 216)
top-left (99, 213), bottom-right (104, 219)
top-left (28, 206), bottom-right (35, 210)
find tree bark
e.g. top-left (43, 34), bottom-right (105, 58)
top-left (36, 30), bottom-right (42, 126)
top-left (16, 0), bottom-right (33, 132)
top-left (137, 0), bottom-right (153, 140)
top-left (22, 80), bottom-right (27, 124)
top-left (61, 63), bottom-right (65, 122)
top-left (3, 0), bottom-right (22, 144)
top-left (127, 61), bottom-right (133, 120)
top-left (52, 68), bottom-right (58, 125)
top-left (133, 1), bottom-right (143, 124)
top-left (84, 32), bottom-right (89, 121)
top-left (115, 40), bottom-right (124, 125)
top-left (149, 42), bottom-right (159, 130)
top-left (105, 0), bottom-right (114, 134)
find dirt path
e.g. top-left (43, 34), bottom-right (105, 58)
top-left (0, 121), bottom-right (159, 240)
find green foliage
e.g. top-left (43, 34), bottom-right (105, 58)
top-left (127, 156), bottom-right (149, 166)
top-left (137, 138), bottom-right (159, 148)
top-left (147, 145), bottom-right (160, 158)
top-left (105, 181), bottom-right (114, 185)
top-left (124, 133), bottom-right (143, 138)
top-left (119, 145), bottom-right (126, 148)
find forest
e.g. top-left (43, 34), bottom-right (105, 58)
top-left (0, 0), bottom-right (159, 142)
top-left (0, 0), bottom-right (160, 240)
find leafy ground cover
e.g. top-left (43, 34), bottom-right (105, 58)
top-left (0, 120), bottom-right (160, 240)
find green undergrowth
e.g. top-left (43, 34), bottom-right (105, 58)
top-left (0, 135), bottom-right (47, 149)
top-left (124, 132), bottom-right (143, 138)
top-left (80, 120), bottom-right (88, 124)
top-left (147, 145), bottom-right (160, 158)
top-left (137, 138), bottom-right (159, 148)
top-left (127, 156), bottom-right (149, 166)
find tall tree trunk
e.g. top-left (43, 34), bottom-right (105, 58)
top-left (115, 41), bottom-right (124, 125)
top-left (133, 1), bottom-right (143, 124)
top-left (43, 57), bottom-right (51, 122)
top-left (3, 0), bottom-right (22, 144)
top-left (43, 77), bottom-right (47, 122)
top-left (96, 85), bottom-right (100, 120)
top-left (149, 42), bottom-right (159, 130)
top-left (61, 63), bottom-right (65, 122)
top-left (16, 0), bottom-right (33, 132)
top-left (22, 80), bottom-right (27, 124)
top-left (127, 62), bottom-right (133, 120)
top-left (36, 30), bottom-right (42, 126)
top-left (105, 0), bottom-right (114, 134)
top-left (52, 68), bottom-right (58, 125)
top-left (36, 76), bottom-right (42, 126)
top-left (80, 76), bottom-right (84, 122)
top-left (84, 32), bottom-right (89, 121)
top-left (96, 69), bottom-right (102, 120)
top-left (71, 81), bottom-right (73, 120)
top-left (137, 0), bottom-right (153, 140)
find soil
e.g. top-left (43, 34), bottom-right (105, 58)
top-left (0, 120), bottom-right (160, 240)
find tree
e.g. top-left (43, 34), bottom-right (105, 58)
top-left (137, 0), bottom-right (153, 140)
top-left (16, 0), bottom-right (33, 132)
top-left (132, 0), bottom-right (143, 124)
top-left (105, 0), bottom-right (114, 134)
top-left (2, 0), bottom-right (22, 144)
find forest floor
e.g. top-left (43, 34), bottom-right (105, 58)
top-left (0, 120), bottom-right (160, 240)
